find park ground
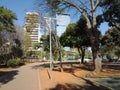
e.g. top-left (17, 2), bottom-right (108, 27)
top-left (39, 62), bottom-right (120, 90)
top-left (0, 61), bottom-right (120, 90)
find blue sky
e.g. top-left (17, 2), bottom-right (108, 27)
top-left (0, 0), bottom-right (110, 35)
top-left (0, 0), bottom-right (35, 26)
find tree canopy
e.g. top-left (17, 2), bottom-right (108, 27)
top-left (60, 17), bottom-right (90, 48)
top-left (101, 27), bottom-right (120, 62)
top-left (60, 17), bottom-right (91, 63)
top-left (35, 0), bottom-right (120, 72)
top-left (0, 6), bottom-right (17, 32)
top-left (101, 27), bottom-right (120, 48)
top-left (35, 0), bottom-right (103, 72)
top-left (100, 0), bottom-right (120, 28)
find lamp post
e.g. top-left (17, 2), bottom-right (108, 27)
top-left (49, 19), bottom-right (52, 80)
top-left (44, 17), bottom-right (52, 80)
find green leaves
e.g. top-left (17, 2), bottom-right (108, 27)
top-left (100, 0), bottom-right (120, 27)
top-left (0, 6), bottom-right (17, 32)
top-left (101, 27), bottom-right (120, 47)
top-left (60, 17), bottom-right (90, 48)
top-left (46, 0), bottom-right (61, 11)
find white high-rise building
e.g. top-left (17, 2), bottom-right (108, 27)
top-left (24, 12), bottom-right (41, 50)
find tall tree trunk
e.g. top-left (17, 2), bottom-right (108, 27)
top-left (77, 47), bottom-right (85, 64)
top-left (79, 47), bottom-right (85, 63)
top-left (51, 30), bottom-right (63, 72)
top-left (89, 29), bottom-right (102, 73)
top-left (89, 0), bottom-right (102, 73)
top-left (118, 54), bottom-right (120, 62)
top-left (58, 50), bottom-right (63, 72)
top-left (55, 0), bottom-right (102, 73)
top-left (77, 47), bottom-right (81, 58)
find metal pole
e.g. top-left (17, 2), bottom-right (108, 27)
top-left (49, 17), bottom-right (52, 80)
top-left (44, 17), bottom-right (52, 80)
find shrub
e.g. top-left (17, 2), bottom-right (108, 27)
top-left (7, 58), bottom-right (24, 67)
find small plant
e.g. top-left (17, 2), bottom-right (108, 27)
top-left (7, 58), bottom-right (24, 67)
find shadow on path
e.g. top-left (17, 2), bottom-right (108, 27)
top-left (31, 63), bottom-right (50, 70)
top-left (49, 82), bottom-right (110, 90)
top-left (0, 70), bottom-right (18, 84)
top-left (96, 77), bottom-right (120, 90)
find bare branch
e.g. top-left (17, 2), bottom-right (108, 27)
top-left (63, 0), bottom-right (91, 29)
top-left (91, 0), bottom-right (100, 12)
top-left (63, 0), bottom-right (83, 13)
top-left (94, 0), bottom-right (100, 11)
top-left (78, 0), bottom-right (91, 12)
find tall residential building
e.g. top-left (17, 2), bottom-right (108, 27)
top-left (24, 12), bottom-right (41, 50)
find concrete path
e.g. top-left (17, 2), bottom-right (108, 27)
top-left (0, 63), bottom-right (41, 90)
top-left (95, 77), bottom-right (120, 90)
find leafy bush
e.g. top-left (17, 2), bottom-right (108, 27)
top-left (7, 58), bottom-right (24, 67)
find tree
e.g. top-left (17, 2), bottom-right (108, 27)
top-left (0, 6), bottom-right (17, 31)
top-left (101, 27), bottom-right (120, 61)
top-left (60, 17), bottom-right (90, 63)
top-left (23, 34), bottom-right (32, 57)
top-left (102, 27), bottom-right (120, 47)
top-left (41, 34), bottom-right (60, 60)
top-left (11, 39), bottom-right (23, 58)
top-left (0, 6), bottom-right (17, 46)
top-left (14, 25), bottom-right (24, 43)
top-left (0, 6), bottom-right (17, 64)
top-left (100, 0), bottom-right (120, 29)
top-left (36, 0), bottom-right (102, 73)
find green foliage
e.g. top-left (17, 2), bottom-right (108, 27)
top-left (34, 42), bottom-right (42, 49)
top-left (7, 58), bottom-right (24, 67)
top-left (100, 0), bottom-right (120, 28)
top-left (40, 35), bottom-right (49, 51)
top-left (115, 50), bottom-right (120, 55)
top-left (101, 27), bottom-right (120, 59)
top-left (60, 17), bottom-right (90, 48)
top-left (0, 6), bottom-right (17, 31)
top-left (11, 46), bottom-right (23, 58)
top-left (23, 34), bottom-right (32, 57)
top-left (27, 51), bottom-right (40, 58)
top-left (101, 27), bottom-right (120, 47)
top-left (115, 49), bottom-right (120, 60)
top-left (46, 0), bottom-right (62, 13)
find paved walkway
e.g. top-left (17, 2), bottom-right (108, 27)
top-left (95, 77), bottom-right (120, 90)
top-left (0, 63), bottom-right (41, 90)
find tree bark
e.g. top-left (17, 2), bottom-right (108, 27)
top-left (118, 54), bottom-right (120, 62)
top-left (89, 29), bottom-right (102, 73)
top-left (77, 47), bottom-right (81, 57)
top-left (58, 50), bottom-right (63, 72)
top-left (77, 47), bottom-right (86, 64)
top-left (51, 30), bottom-right (63, 72)
top-left (80, 47), bottom-right (85, 63)
top-left (89, 0), bottom-right (102, 73)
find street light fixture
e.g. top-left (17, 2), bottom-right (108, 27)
top-left (44, 17), bottom-right (52, 80)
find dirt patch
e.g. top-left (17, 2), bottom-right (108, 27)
top-left (39, 63), bottom-right (120, 90)
top-left (39, 69), bottom-right (118, 90)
